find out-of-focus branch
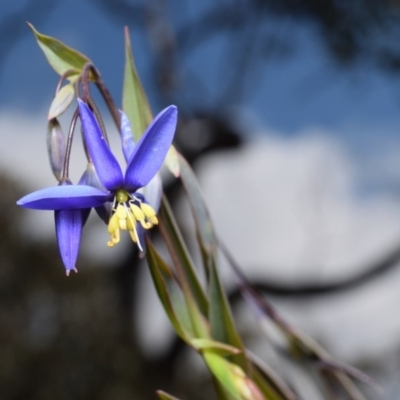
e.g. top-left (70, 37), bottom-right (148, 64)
top-left (227, 240), bottom-right (400, 299)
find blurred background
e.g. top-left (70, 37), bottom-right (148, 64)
top-left (2, 0), bottom-right (400, 399)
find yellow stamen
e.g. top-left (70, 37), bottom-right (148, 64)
top-left (106, 192), bottom-right (159, 250)
top-left (130, 203), bottom-right (152, 229)
top-left (107, 212), bottom-right (120, 247)
top-left (141, 203), bottom-right (159, 224)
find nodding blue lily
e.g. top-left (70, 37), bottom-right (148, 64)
top-left (119, 110), bottom-right (164, 256)
top-left (17, 98), bottom-right (178, 270)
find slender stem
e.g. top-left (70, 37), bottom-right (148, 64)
top-left (55, 69), bottom-right (77, 94)
top-left (81, 63), bottom-right (95, 101)
top-left (95, 77), bottom-right (121, 131)
top-left (87, 97), bottom-right (110, 146)
top-left (61, 107), bottom-right (80, 181)
top-left (81, 62), bottom-right (121, 132)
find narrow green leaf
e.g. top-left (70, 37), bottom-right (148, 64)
top-left (173, 159), bottom-right (249, 369)
top-left (203, 352), bottom-right (243, 400)
top-left (159, 196), bottom-right (209, 316)
top-left (185, 291), bottom-right (211, 339)
top-left (122, 27), bottom-right (180, 176)
top-left (212, 378), bottom-right (235, 400)
top-left (204, 352), bottom-right (266, 400)
top-left (48, 84), bottom-right (75, 119)
top-left (179, 153), bottom-right (216, 253)
top-left (28, 23), bottom-right (90, 81)
top-left (147, 239), bottom-right (209, 341)
top-left (122, 26), bottom-right (153, 142)
top-left (146, 239), bottom-right (190, 341)
top-left (208, 256), bottom-right (249, 372)
top-left (190, 338), bottom-right (241, 356)
top-left (156, 391), bottom-right (182, 400)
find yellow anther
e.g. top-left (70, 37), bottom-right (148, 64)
top-left (107, 209), bottom-right (122, 247)
top-left (106, 196), bottom-right (157, 250)
top-left (107, 228), bottom-right (120, 247)
top-left (140, 203), bottom-right (158, 225)
top-left (130, 203), bottom-right (145, 220)
top-left (108, 212), bottom-right (119, 233)
top-left (130, 203), bottom-right (151, 229)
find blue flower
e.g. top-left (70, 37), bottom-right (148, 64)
top-left (119, 110), bottom-right (164, 256)
top-left (17, 99), bottom-right (178, 271)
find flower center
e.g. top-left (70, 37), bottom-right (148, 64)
top-left (107, 189), bottom-right (158, 250)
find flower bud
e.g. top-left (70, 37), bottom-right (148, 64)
top-left (48, 83), bottom-right (75, 120)
top-left (231, 365), bottom-right (265, 400)
top-left (47, 118), bottom-right (65, 181)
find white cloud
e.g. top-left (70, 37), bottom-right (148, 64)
top-left (190, 131), bottom-right (400, 360)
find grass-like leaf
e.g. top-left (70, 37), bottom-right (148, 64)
top-left (159, 196), bottom-right (209, 316)
top-left (28, 23), bottom-right (90, 81)
top-left (146, 239), bottom-right (191, 341)
top-left (122, 27), bottom-right (153, 142)
top-left (156, 391), bottom-right (182, 400)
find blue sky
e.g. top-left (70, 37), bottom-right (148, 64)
top-left (3, 0), bottom-right (400, 200)
top-left (2, 0), bottom-right (400, 140)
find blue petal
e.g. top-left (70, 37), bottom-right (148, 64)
top-left (124, 105), bottom-right (177, 191)
top-left (17, 185), bottom-right (111, 210)
top-left (55, 209), bottom-right (83, 274)
top-left (79, 163), bottom-right (111, 223)
top-left (137, 174), bottom-right (162, 212)
top-left (120, 110), bottom-right (135, 162)
top-left (78, 99), bottom-right (123, 190)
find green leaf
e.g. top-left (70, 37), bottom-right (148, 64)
top-left (177, 153), bottom-right (246, 367)
top-left (122, 27), bottom-right (153, 142)
top-left (48, 84), bottom-right (75, 119)
top-left (122, 27), bottom-right (180, 176)
top-left (204, 352), bottom-right (243, 400)
top-left (204, 352), bottom-right (266, 400)
top-left (28, 23), bottom-right (91, 81)
top-left (156, 391), bottom-right (182, 400)
top-left (159, 196), bottom-right (209, 317)
top-left (190, 338), bottom-right (241, 356)
top-left (208, 256), bottom-right (249, 372)
top-left (146, 239), bottom-right (209, 341)
top-left (179, 153), bottom-right (216, 254)
top-left (146, 239), bottom-right (191, 341)
top-left (212, 378), bottom-right (235, 400)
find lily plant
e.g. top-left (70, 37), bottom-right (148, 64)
top-left (17, 99), bottom-right (177, 274)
